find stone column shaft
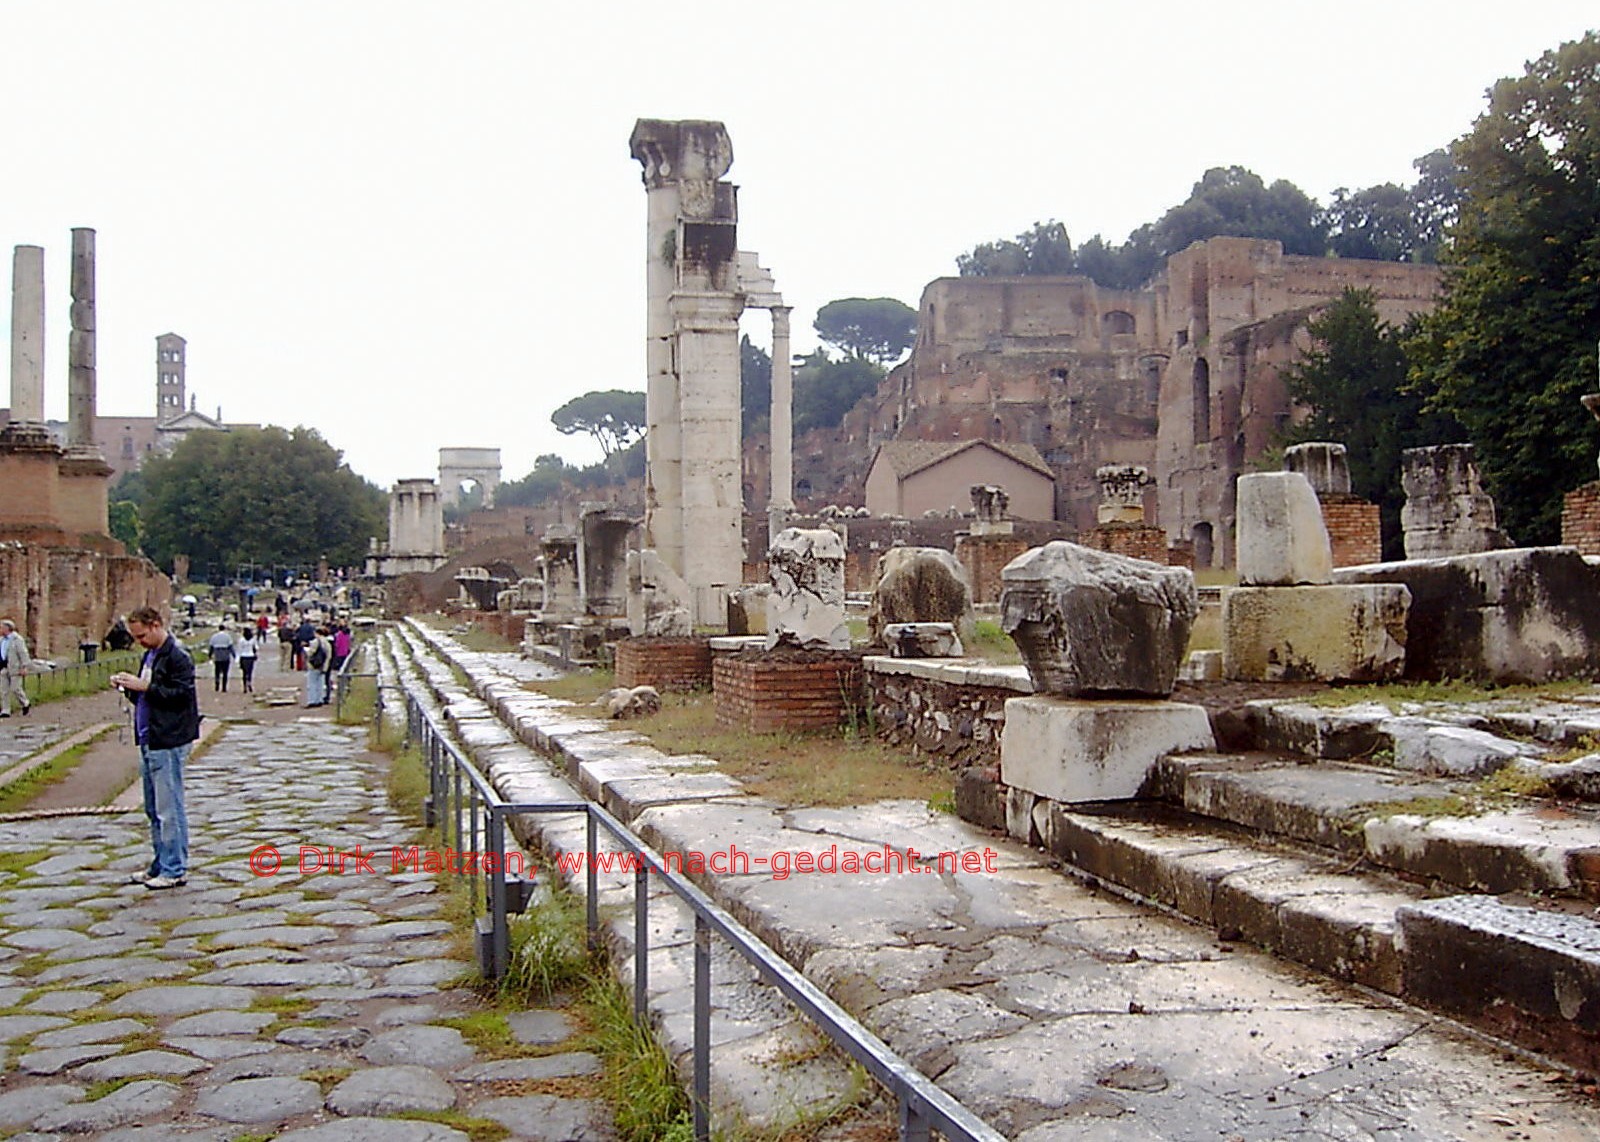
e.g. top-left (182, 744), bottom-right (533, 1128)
top-left (67, 228), bottom-right (97, 450)
top-left (769, 306), bottom-right (794, 530)
top-left (644, 184), bottom-right (682, 571)
top-left (9, 246), bottom-right (45, 424)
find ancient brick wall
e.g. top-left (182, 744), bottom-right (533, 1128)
top-left (713, 651), bottom-right (864, 733)
top-left (1321, 494), bottom-right (1382, 567)
top-left (954, 534), bottom-right (1031, 604)
top-left (0, 542), bottom-right (169, 659)
top-left (1081, 522), bottom-right (1167, 564)
top-left (1562, 483), bottom-right (1600, 556)
top-left (615, 637), bottom-right (713, 691)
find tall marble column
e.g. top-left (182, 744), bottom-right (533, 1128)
top-left (66, 227), bottom-right (101, 455)
top-left (8, 245), bottom-right (45, 426)
top-left (767, 305), bottom-right (794, 538)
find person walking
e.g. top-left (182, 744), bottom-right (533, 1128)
top-left (256, 610), bottom-right (270, 647)
top-left (110, 607), bottom-right (200, 890)
top-left (207, 622), bottom-right (235, 692)
top-left (304, 625), bottom-right (332, 707)
top-left (277, 613), bottom-right (295, 671)
top-left (331, 621), bottom-right (352, 672)
top-left (236, 623), bottom-right (258, 694)
top-left (0, 619), bottom-right (32, 718)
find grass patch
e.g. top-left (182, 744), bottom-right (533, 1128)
top-left (393, 1110), bottom-right (509, 1142)
top-left (1305, 678), bottom-right (1595, 711)
top-left (498, 890), bottom-right (591, 1003)
top-left (967, 619), bottom-right (1020, 664)
top-left (438, 1011), bottom-right (533, 1060)
top-left (642, 692), bottom-right (949, 808)
top-left (453, 624), bottom-right (519, 654)
top-left (0, 728), bottom-right (113, 814)
top-left (81, 1076), bottom-right (139, 1101)
top-left (21, 650), bottom-right (144, 706)
top-left (524, 669), bottom-right (617, 705)
top-left (580, 970), bottom-right (692, 1142)
top-left (299, 1066), bottom-right (354, 1096)
top-left (1186, 604), bottom-right (1222, 654)
top-left (387, 744), bottom-right (430, 829)
top-left (1357, 794), bottom-right (1477, 825)
top-left (249, 995), bottom-right (313, 1018)
top-left (336, 673), bottom-right (378, 728)
top-left (0, 849), bottom-right (52, 877)
top-left (1545, 733), bottom-right (1600, 764)
top-left (1476, 767), bottom-right (1555, 798)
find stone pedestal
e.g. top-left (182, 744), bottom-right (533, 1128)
top-left (1236, 472), bottom-right (1332, 585)
top-left (1000, 697), bottom-right (1214, 803)
top-left (766, 528), bottom-right (849, 650)
top-left (1402, 444), bottom-right (1506, 558)
top-left (1222, 584), bottom-right (1409, 683)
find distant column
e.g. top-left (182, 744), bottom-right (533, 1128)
top-left (67, 228), bottom-right (99, 452)
top-left (8, 246), bottom-right (45, 425)
top-left (768, 305), bottom-right (794, 539)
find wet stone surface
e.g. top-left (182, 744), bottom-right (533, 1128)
top-left (0, 715), bottom-right (617, 1139)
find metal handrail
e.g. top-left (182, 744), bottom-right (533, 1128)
top-left (396, 684), bottom-right (1004, 1142)
top-left (21, 650), bottom-right (144, 703)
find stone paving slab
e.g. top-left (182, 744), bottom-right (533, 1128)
top-left (0, 690), bottom-right (617, 1140)
top-left (407, 616), bottom-right (1600, 1139)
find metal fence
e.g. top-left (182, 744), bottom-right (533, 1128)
top-left (22, 650), bottom-right (144, 704)
top-left (395, 685), bottom-right (1004, 1142)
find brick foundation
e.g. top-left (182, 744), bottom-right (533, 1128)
top-left (615, 637), bottom-right (713, 691)
top-left (713, 650), bottom-right (864, 733)
top-left (1082, 522), bottom-right (1167, 564)
top-left (1563, 483), bottom-right (1600, 557)
top-left (1320, 494), bottom-right (1382, 567)
top-left (954, 534), bottom-right (1031, 604)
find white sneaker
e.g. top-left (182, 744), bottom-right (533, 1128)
top-left (125, 871), bottom-right (155, 885)
top-left (143, 875), bottom-right (187, 890)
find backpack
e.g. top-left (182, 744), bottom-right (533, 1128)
top-left (309, 642), bottom-right (328, 670)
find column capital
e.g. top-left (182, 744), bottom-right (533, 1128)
top-left (630, 120), bottom-right (732, 190)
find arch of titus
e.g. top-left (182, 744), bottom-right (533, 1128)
top-left (629, 119), bottom-right (791, 628)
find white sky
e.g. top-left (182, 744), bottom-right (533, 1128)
top-left (2, 1), bottom-right (1594, 489)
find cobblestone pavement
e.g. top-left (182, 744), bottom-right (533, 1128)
top-left (0, 712), bottom-right (618, 1141)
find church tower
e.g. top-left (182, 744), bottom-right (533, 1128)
top-left (155, 333), bottom-right (186, 425)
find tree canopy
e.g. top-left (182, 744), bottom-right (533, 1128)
top-left (135, 426), bottom-right (386, 573)
top-left (813, 298), bottom-right (918, 365)
top-left (1408, 31), bottom-right (1600, 544)
top-left (740, 335), bottom-right (772, 435)
top-left (551, 389), bottom-right (647, 457)
top-left (792, 350), bottom-right (884, 435)
top-left (1279, 289), bottom-right (1463, 558)
top-left (956, 220), bottom-right (1075, 277)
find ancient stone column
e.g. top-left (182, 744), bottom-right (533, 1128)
top-left (630, 119), bottom-right (743, 626)
top-left (1284, 442), bottom-right (1352, 497)
top-left (768, 305), bottom-right (794, 538)
top-left (67, 228), bottom-right (99, 453)
top-left (9, 245), bottom-right (45, 426)
top-left (1401, 444), bottom-right (1506, 558)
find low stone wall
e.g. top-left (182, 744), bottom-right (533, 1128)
top-left (1563, 482), bottom-right (1600, 557)
top-left (865, 657), bottom-right (1031, 768)
top-left (1321, 494), bottom-right (1382, 567)
top-left (615, 637), bottom-right (713, 691)
top-left (713, 650), bottom-right (864, 733)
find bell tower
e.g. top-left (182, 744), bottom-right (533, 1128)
top-left (155, 332), bottom-right (186, 424)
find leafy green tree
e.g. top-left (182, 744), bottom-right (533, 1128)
top-left (1073, 232), bottom-right (1162, 290)
top-left (1408, 32), bottom-right (1600, 544)
top-left (1151, 166), bottom-right (1326, 256)
top-left (792, 350), bottom-right (883, 435)
top-left (551, 389), bottom-right (647, 458)
top-left (813, 298), bottom-right (918, 364)
top-left (957, 220), bottom-right (1074, 277)
top-left (1325, 183), bottom-right (1419, 262)
top-left (1280, 289), bottom-right (1464, 557)
top-left (108, 500), bottom-right (142, 553)
top-left (740, 335), bottom-right (772, 435)
top-left (497, 453), bottom-right (574, 507)
top-left (137, 426), bottom-right (385, 572)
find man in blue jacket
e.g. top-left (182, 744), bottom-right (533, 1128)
top-left (111, 606), bottom-right (201, 889)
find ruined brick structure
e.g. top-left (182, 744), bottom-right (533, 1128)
top-left (772, 238), bottom-right (1440, 568)
top-left (1562, 483), bottom-right (1600, 557)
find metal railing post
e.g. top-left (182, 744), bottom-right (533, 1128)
top-left (900, 1097), bottom-right (932, 1142)
top-left (634, 864), bottom-right (649, 1026)
top-left (586, 813), bottom-right (599, 952)
top-left (489, 807), bottom-right (508, 979)
top-left (693, 914), bottom-right (711, 1142)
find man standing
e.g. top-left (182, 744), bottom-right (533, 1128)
top-left (110, 607), bottom-right (200, 889)
top-left (0, 619), bottom-right (31, 718)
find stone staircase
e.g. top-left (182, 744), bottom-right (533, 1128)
top-left (1023, 693), bottom-right (1600, 1073)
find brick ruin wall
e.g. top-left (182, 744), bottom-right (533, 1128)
top-left (615, 637), bottom-right (713, 691)
top-left (1563, 483), bottom-right (1600, 556)
top-left (713, 652), bottom-right (864, 733)
top-left (1321, 495), bottom-right (1382, 567)
top-left (0, 542), bottom-right (171, 660)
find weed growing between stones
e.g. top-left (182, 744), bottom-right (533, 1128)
top-left (580, 968), bottom-right (693, 1142)
top-left (523, 668), bottom-right (617, 705)
top-left (393, 1108), bottom-right (511, 1141)
top-left (1306, 678), bottom-right (1595, 712)
top-left (969, 618), bottom-right (1023, 663)
top-left (0, 849), bottom-right (51, 877)
top-left (298, 1066), bottom-right (354, 1096)
top-left (500, 890), bottom-right (589, 1002)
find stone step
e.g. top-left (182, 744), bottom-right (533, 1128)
top-left (1030, 798), bottom-right (1600, 1071)
top-left (1147, 752), bottom-right (1600, 901)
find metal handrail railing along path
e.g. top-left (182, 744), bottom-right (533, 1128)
top-left (397, 687), bottom-right (1004, 1142)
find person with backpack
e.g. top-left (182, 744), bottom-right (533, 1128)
top-left (304, 626), bottom-right (332, 707)
top-left (206, 622), bottom-right (235, 693)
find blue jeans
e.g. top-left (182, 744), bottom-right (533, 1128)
top-left (139, 743), bottom-right (190, 879)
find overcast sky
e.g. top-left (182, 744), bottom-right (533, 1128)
top-left (2, 2), bottom-right (1594, 490)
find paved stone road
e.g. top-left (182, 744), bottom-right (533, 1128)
top-left (0, 711), bottom-right (618, 1141)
